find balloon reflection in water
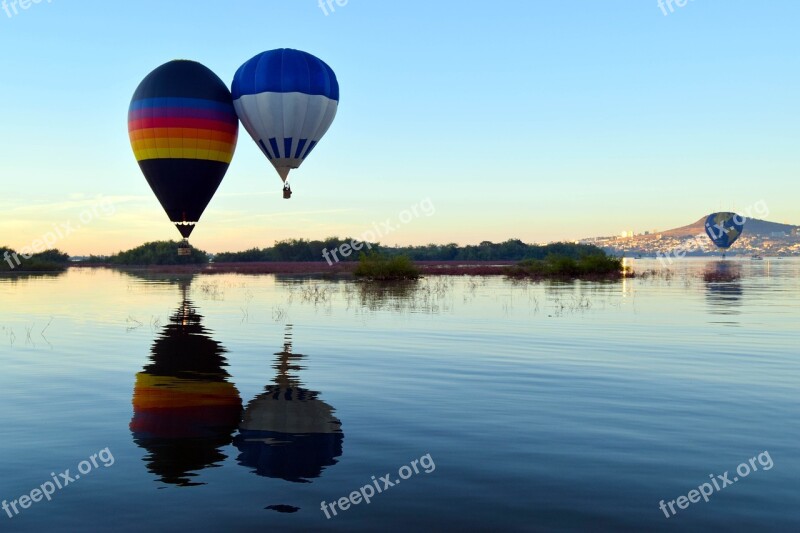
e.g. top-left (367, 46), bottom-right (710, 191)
top-left (234, 325), bottom-right (343, 483)
top-left (703, 262), bottom-right (743, 318)
top-left (130, 283), bottom-right (242, 486)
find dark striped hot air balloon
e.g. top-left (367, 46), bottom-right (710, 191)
top-left (128, 60), bottom-right (238, 240)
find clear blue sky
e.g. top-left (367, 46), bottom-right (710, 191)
top-left (1, 0), bottom-right (798, 254)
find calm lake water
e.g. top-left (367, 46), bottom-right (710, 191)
top-left (1, 259), bottom-right (798, 532)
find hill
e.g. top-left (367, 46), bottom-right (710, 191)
top-left (590, 217), bottom-right (800, 257)
top-left (659, 217), bottom-right (799, 238)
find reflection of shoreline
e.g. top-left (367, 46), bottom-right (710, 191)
top-left (70, 261), bottom-right (516, 276)
top-left (234, 325), bottom-right (343, 483)
top-left (0, 271), bottom-right (66, 284)
top-left (130, 283), bottom-right (242, 486)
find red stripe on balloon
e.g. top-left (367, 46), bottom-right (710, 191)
top-left (128, 117), bottom-right (238, 134)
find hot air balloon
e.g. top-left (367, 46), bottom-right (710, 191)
top-left (231, 49), bottom-right (339, 199)
top-left (704, 212), bottom-right (745, 252)
top-left (129, 60), bottom-right (238, 246)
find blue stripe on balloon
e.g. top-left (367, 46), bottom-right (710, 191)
top-left (269, 138), bottom-right (281, 158)
top-left (284, 139), bottom-right (293, 161)
top-left (258, 139), bottom-right (273, 160)
top-left (232, 49), bottom-right (339, 101)
top-left (294, 139), bottom-right (307, 159)
top-left (303, 140), bottom-right (317, 160)
top-left (130, 97), bottom-right (235, 113)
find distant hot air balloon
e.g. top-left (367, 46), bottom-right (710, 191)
top-left (705, 212), bottom-right (745, 250)
top-left (129, 60), bottom-right (238, 242)
top-left (231, 49), bottom-right (339, 199)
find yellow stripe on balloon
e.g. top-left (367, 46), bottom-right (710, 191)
top-left (132, 144), bottom-right (235, 163)
top-left (132, 373), bottom-right (240, 408)
top-left (131, 137), bottom-right (235, 153)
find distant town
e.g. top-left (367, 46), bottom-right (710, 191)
top-left (583, 217), bottom-right (800, 258)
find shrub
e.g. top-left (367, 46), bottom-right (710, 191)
top-left (354, 253), bottom-right (420, 280)
top-left (106, 241), bottom-right (209, 265)
top-left (1, 247), bottom-right (70, 272)
top-left (507, 253), bottom-right (626, 279)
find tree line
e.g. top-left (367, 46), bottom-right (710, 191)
top-left (4, 240), bottom-right (612, 268)
top-left (214, 238), bottom-right (607, 263)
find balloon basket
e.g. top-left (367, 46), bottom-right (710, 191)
top-left (177, 240), bottom-right (191, 257)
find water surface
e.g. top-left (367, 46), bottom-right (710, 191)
top-left (1, 259), bottom-right (798, 531)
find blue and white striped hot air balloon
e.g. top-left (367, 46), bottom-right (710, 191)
top-left (231, 49), bottom-right (339, 196)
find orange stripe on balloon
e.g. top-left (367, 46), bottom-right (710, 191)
top-left (129, 127), bottom-right (237, 145)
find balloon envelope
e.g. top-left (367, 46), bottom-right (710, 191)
top-left (704, 212), bottom-right (745, 249)
top-left (231, 49), bottom-right (339, 183)
top-left (129, 60), bottom-right (238, 238)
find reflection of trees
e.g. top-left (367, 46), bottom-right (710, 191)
top-left (117, 270), bottom-right (196, 289)
top-left (343, 280), bottom-right (451, 314)
top-left (274, 279), bottom-right (453, 314)
top-left (351, 281), bottom-right (419, 310)
top-left (234, 325), bottom-right (343, 483)
top-left (0, 271), bottom-right (67, 284)
top-left (702, 262), bottom-right (741, 283)
top-left (130, 283), bottom-right (242, 486)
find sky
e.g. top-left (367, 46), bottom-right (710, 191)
top-left (0, 0), bottom-right (798, 255)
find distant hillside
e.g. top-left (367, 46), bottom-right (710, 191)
top-left (593, 216), bottom-right (800, 257)
top-left (658, 217), bottom-right (799, 238)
